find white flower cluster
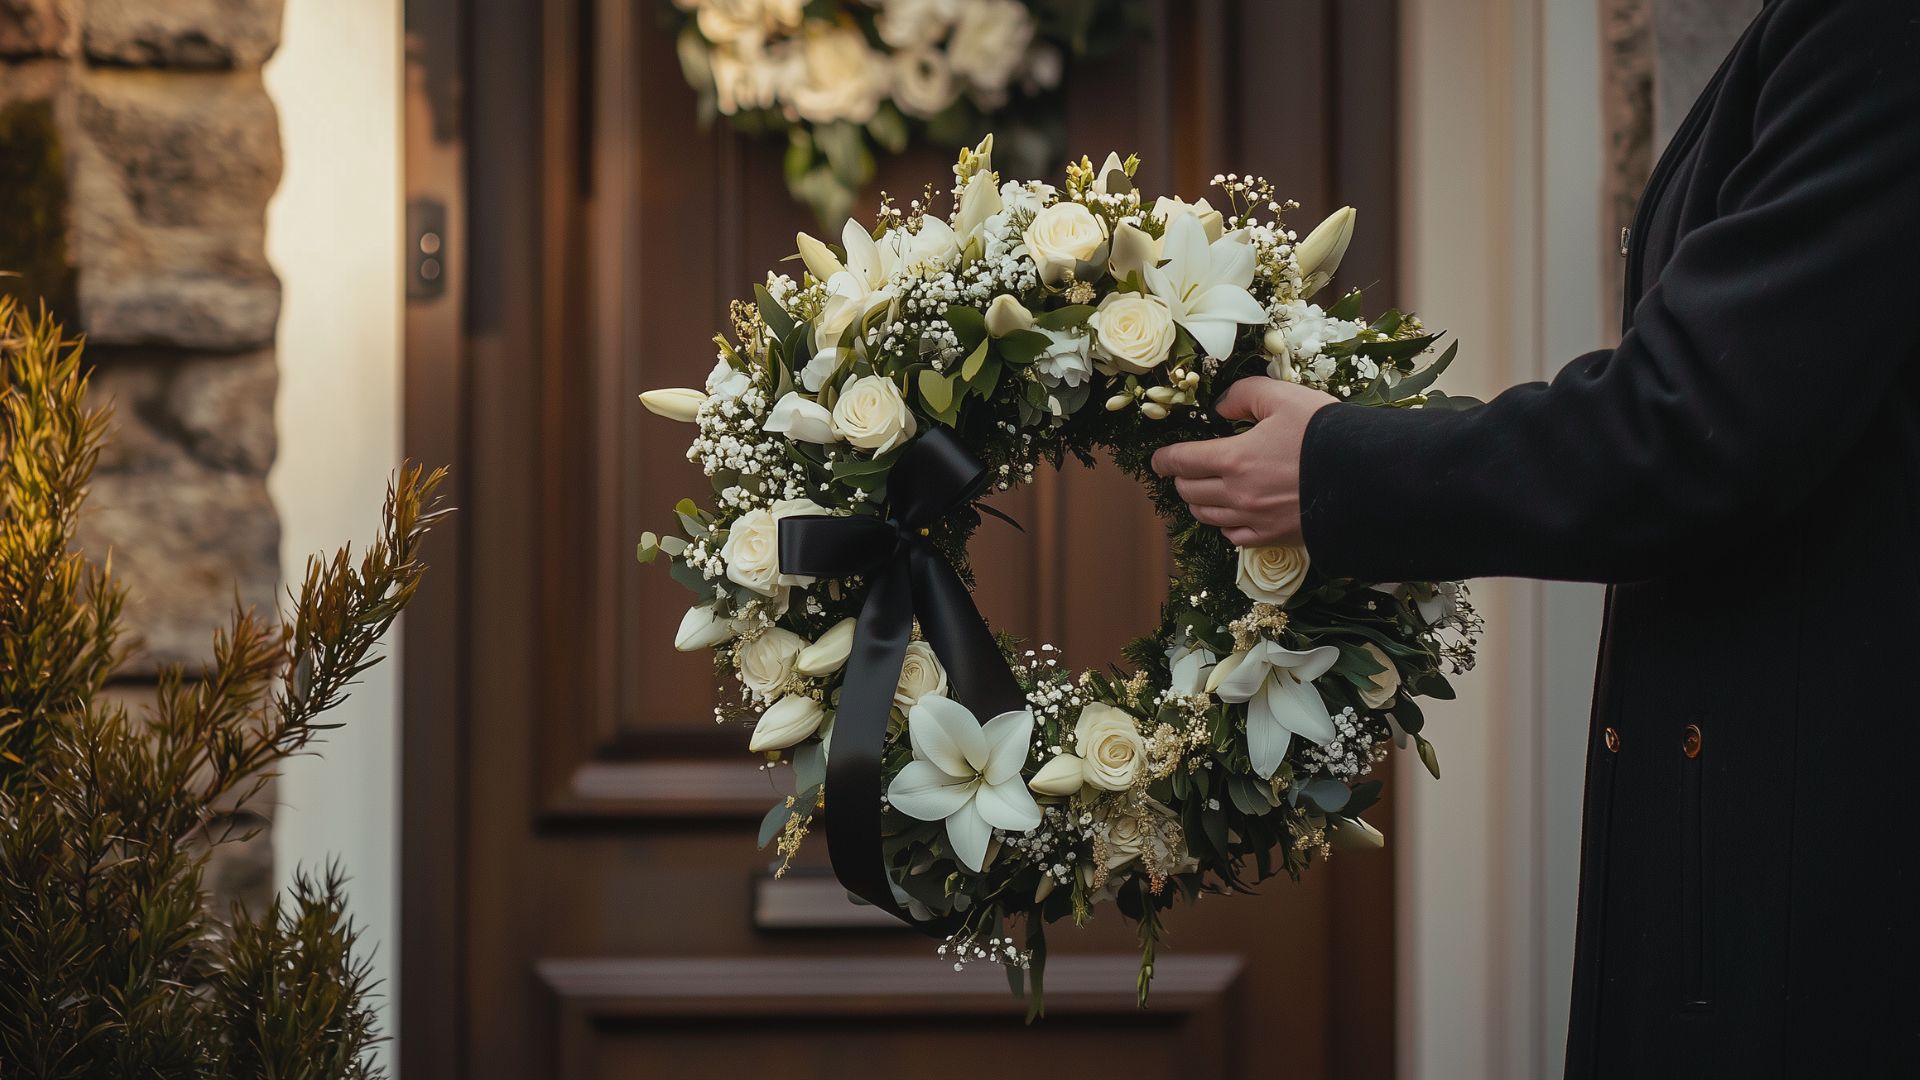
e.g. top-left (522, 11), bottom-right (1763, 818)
top-left (1297, 706), bottom-right (1390, 781)
top-left (675, 0), bottom-right (1061, 126)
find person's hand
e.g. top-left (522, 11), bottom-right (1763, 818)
top-left (1150, 378), bottom-right (1338, 548)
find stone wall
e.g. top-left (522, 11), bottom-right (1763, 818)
top-left (1, 0), bottom-right (285, 914)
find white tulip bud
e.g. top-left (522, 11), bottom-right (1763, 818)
top-left (1144, 385), bottom-right (1177, 404)
top-left (1295, 206), bottom-right (1357, 291)
top-left (639, 388), bottom-right (706, 423)
top-left (673, 605), bottom-right (739, 652)
top-left (795, 231), bottom-right (844, 282)
top-left (1140, 402), bottom-right (1170, 420)
top-left (1028, 754), bottom-right (1086, 797)
top-left (747, 695), bottom-right (827, 752)
top-left (1329, 816), bottom-right (1386, 850)
top-left (794, 618), bottom-right (857, 676)
top-left (1034, 874), bottom-right (1056, 902)
top-left (984, 294), bottom-right (1034, 338)
top-left (1105, 393), bottom-right (1134, 412)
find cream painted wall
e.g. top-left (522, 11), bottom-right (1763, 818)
top-left (1398, 0), bottom-right (1607, 1076)
top-left (264, 0), bottom-right (405, 1072)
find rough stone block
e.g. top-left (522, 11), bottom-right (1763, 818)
top-left (83, 0), bottom-right (283, 70)
top-left (0, 0), bottom-right (72, 58)
top-left (79, 349), bottom-right (280, 675)
top-left (67, 67), bottom-right (282, 350)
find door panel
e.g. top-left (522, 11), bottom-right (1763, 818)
top-left (403, 2), bottom-right (1402, 1077)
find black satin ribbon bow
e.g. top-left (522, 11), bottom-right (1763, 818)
top-left (777, 427), bottom-right (1026, 929)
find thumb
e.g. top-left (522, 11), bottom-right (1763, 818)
top-left (1215, 376), bottom-right (1283, 422)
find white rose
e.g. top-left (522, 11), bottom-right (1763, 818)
top-left (709, 38), bottom-right (782, 115)
top-left (720, 500), bottom-right (827, 597)
top-left (764, 391), bottom-right (838, 444)
top-left (1074, 703), bottom-right (1146, 792)
top-left (785, 25), bottom-right (886, 124)
top-left (1022, 202), bottom-right (1107, 285)
top-left (1357, 642), bottom-right (1401, 709)
top-left (736, 627), bottom-right (805, 699)
top-left (693, 0), bottom-right (771, 42)
top-left (831, 374), bottom-right (917, 454)
top-left (1088, 293), bottom-right (1176, 374)
top-left (1236, 544), bottom-right (1311, 606)
top-left (748, 694), bottom-right (827, 752)
top-left (720, 509), bottom-right (783, 597)
top-left (1100, 803), bottom-right (1181, 872)
top-left (876, 0), bottom-right (958, 48)
top-left (891, 47), bottom-right (958, 118)
top-left (893, 640), bottom-right (948, 709)
top-left (946, 0), bottom-right (1033, 93)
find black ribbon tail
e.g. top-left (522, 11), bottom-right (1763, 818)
top-left (776, 427), bottom-right (1024, 933)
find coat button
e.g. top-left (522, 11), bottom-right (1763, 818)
top-left (1682, 723), bottom-right (1703, 759)
top-left (1603, 726), bottom-right (1621, 753)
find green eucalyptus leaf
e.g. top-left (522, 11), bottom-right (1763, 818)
top-left (918, 369), bottom-right (954, 414)
top-left (1033, 304), bottom-right (1095, 330)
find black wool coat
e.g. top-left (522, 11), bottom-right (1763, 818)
top-left (1299, 0), bottom-right (1920, 1074)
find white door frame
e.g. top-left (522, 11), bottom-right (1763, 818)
top-left (1397, 1), bottom-right (1610, 1076)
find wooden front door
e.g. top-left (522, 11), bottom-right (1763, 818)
top-left (400, 3), bottom-right (1402, 1077)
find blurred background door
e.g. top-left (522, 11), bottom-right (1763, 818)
top-left (399, 2), bottom-right (1401, 1077)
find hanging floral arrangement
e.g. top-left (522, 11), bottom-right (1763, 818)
top-left (669, 0), bottom-right (1146, 226)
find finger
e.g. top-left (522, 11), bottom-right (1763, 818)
top-left (1188, 504), bottom-right (1247, 529)
top-left (1214, 377), bottom-right (1282, 422)
top-left (1151, 435), bottom-right (1240, 478)
top-left (1174, 476), bottom-right (1235, 507)
top-left (1223, 525), bottom-right (1265, 547)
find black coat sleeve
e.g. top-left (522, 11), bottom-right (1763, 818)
top-left (1298, 0), bottom-right (1920, 584)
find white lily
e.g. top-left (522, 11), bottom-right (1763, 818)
top-left (763, 391), bottom-right (838, 444)
top-left (1143, 215), bottom-right (1268, 359)
top-left (794, 617), bottom-right (856, 676)
top-left (814, 220), bottom-right (899, 351)
top-left (1206, 639), bottom-right (1340, 779)
top-left (638, 388), bottom-right (705, 423)
top-left (879, 216), bottom-right (960, 275)
top-left (886, 695), bottom-right (1041, 872)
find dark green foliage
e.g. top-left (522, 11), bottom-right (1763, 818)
top-left (0, 300), bottom-right (450, 1077)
